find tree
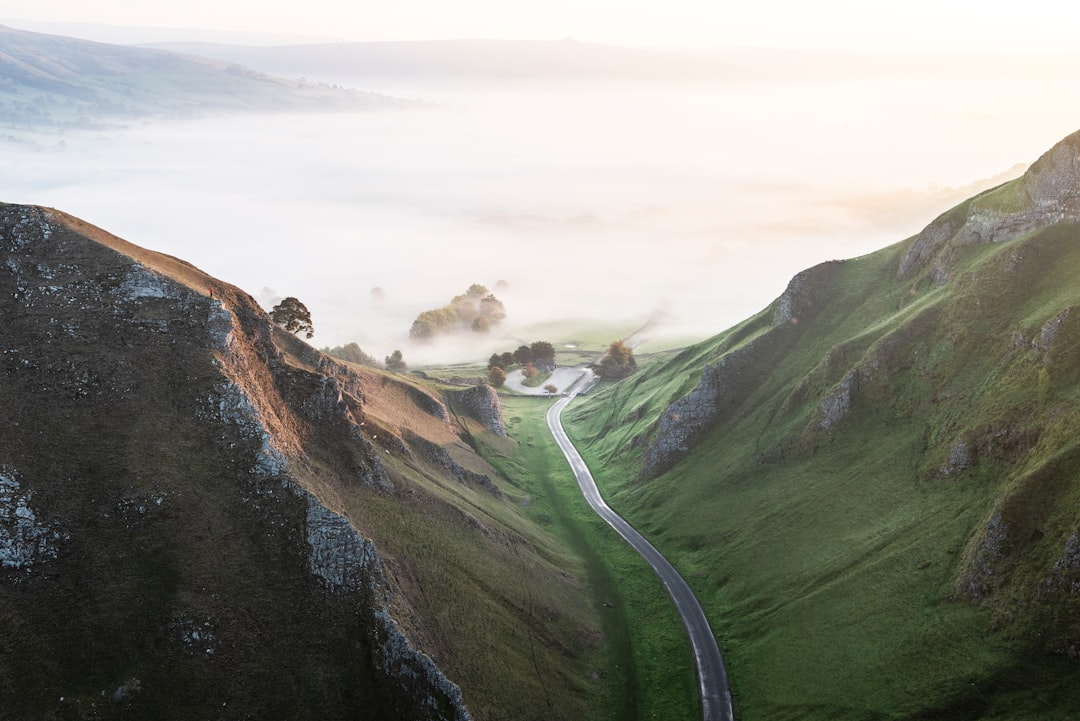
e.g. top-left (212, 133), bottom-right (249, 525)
top-left (543, 384), bottom-right (558, 395)
top-left (479, 294), bottom-right (507, 323)
top-left (599, 340), bottom-right (636, 379)
top-left (530, 340), bottom-right (556, 371)
top-left (513, 345), bottom-right (533, 366)
top-left (271, 297), bottom-right (314, 338)
top-left (500, 351), bottom-right (515, 367)
top-left (323, 342), bottom-right (378, 367)
top-left (487, 366), bottom-right (506, 388)
top-left (385, 349), bottom-right (407, 371)
top-left (488, 353), bottom-right (504, 370)
top-left (471, 316), bottom-right (490, 334)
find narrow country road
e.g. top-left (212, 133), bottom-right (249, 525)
top-left (547, 394), bottom-right (734, 721)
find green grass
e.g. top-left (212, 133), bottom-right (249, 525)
top-left (478, 397), bottom-right (700, 721)
top-left (560, 222), bottom-right (1080, 719)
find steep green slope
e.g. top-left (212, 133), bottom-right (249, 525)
top-left (565, 130), bottom-right (1080, 719)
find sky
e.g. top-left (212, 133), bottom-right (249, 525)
top-left (4, 0), bottom-right (1080, 51)
top-left (3, 2), bottom-right (1080, 362)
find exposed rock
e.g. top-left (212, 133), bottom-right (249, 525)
top-left (301, 375), bottom-right (351, 421)
top-left (643, 333), bottom-right (777, 479)
top-left (303, 493), bottom-right (381, 590)
top-left (899, 130), bottom-right (1080, 278)
top-left (0, 467), bottom-right (67, 570)
top-left (409, 386), bottom-right (451, 422)
top-left (404, 431), bottom-right (503, 499)
top-left (1034, 307), bottom-right (1073, 362)
top-left (774, 260), bottom-right (846, 325)
top-left (448, 384), bottom-right (507, 437)
top-left (818, 368), bottom-right (861, 431)
top-left (957, 511), bottom-right (1009, 599)
top-left (376, 610), bottom-right (472, 721)
top-left (939, 437), bottom-right (974, 476)
top-left (1054, 531), bottom-right (1080, 573)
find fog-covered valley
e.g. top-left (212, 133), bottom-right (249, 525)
top-left (5, 38), bottom-right (1080, 363)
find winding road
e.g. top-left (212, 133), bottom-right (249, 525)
top-left (547, 394), bottom-right (734, 721)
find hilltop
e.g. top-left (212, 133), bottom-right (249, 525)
top-left (0, 25), bottom-right (406, 128)
top-left (565, 129), bottom-right (1080, 718)
top-left (0, 203), bottom-right (603, 719)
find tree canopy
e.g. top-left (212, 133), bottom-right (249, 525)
top-left (271, 297), bottom-right (314, 339)
top-left (598, 340), bottom-right (636, 379)
top-left (409, 284), bottom-right (507, 340)
top-left (385, 349), bottom-right (407, 371)
top-left (322, 342), bottom-right (379, 367)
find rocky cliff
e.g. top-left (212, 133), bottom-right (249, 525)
top-left (898, 129), bottom-right (1080, 281)
top-left (448, 384), bottom-right (507, 437)
top-left (0, 203), bottom-right (593, 720)
top-left (641, 260), bottom-right (845, 479)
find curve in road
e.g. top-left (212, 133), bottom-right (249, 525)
top-left (547, 394), bottom-right (734, 721)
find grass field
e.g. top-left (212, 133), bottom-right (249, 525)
top-left (477, 396), bottom-right (701, 721)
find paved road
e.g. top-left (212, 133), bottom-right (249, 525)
top-left (547, 394), bottom-right (734, 721)
top-left (503, 366), bottom-right (592, 396)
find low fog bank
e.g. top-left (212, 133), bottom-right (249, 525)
top-left (2, 68), bottom-right (1077, 365)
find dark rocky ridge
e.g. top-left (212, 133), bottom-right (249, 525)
top-left (0, 204), bottom-right (470, 719)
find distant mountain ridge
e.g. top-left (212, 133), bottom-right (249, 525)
top-left (566, 129), bottom-right (1080, 718)
top-left (0, 24), bottom-right (405, 127)
top-left (143, 38), bottom-right (734, 81)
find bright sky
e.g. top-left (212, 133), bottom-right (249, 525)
top-left (2, 0), bottom-right (1079, 51)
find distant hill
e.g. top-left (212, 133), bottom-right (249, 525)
top-left (143, 38), bottom-right (746, 82)
top-left (142, 39), bottom-right (1080, 87)
top-left (0, 24), bottom-right (408, 128)
top-left (566, 130), bottom-right (1080, 718)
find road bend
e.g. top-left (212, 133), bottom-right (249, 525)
top-left (547, 394), bottom-right (734, 721)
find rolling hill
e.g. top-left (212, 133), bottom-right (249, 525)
top-left (565, 129), bottom-right (1080, 719)
top-left (0, 24), bottom-right (405, 128)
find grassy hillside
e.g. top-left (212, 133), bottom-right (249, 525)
top-left (564, 135), bottom-right (1080, 718)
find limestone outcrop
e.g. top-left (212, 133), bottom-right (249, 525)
top-left (898, 130), bottom-right (1080, 279)
top-left (448, 384), bottom-right (507, 436)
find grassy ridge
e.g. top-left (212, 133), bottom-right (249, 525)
top-left (563, 218), bottom-right (1080, 718)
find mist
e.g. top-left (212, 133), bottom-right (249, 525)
top-left (4, 56), bottom-right (1080, 364)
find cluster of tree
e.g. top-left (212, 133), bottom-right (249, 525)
top-left (597, 340), bottom-right (636, 379)
top-left (321, 342), bottom-right (380, 367)
top-left (487, 341), bottom-right (556, 372)
top-left (385, 349), bottom-right (407, 371)
top-left (485, 341), bottom-right (557, 388)
top-left (409, 284), bottom-right (507, 340)
top-left (271, 297), bottom-right (315, 339)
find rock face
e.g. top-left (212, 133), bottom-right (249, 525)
top-left (0, 468), bottom-right (67, 570)
top-left (898, 129), bottom-right (1080, 279)
top-left (642, 341), bottom-right (762, 479)
top-left (448, 384), bottom-right (507, 436)
top-left (0, 203), bottom-right (469, 720)
top-left (404, 431), bottom-right (503, 499)
top-left (642, 261), bottom-right (845, 479)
